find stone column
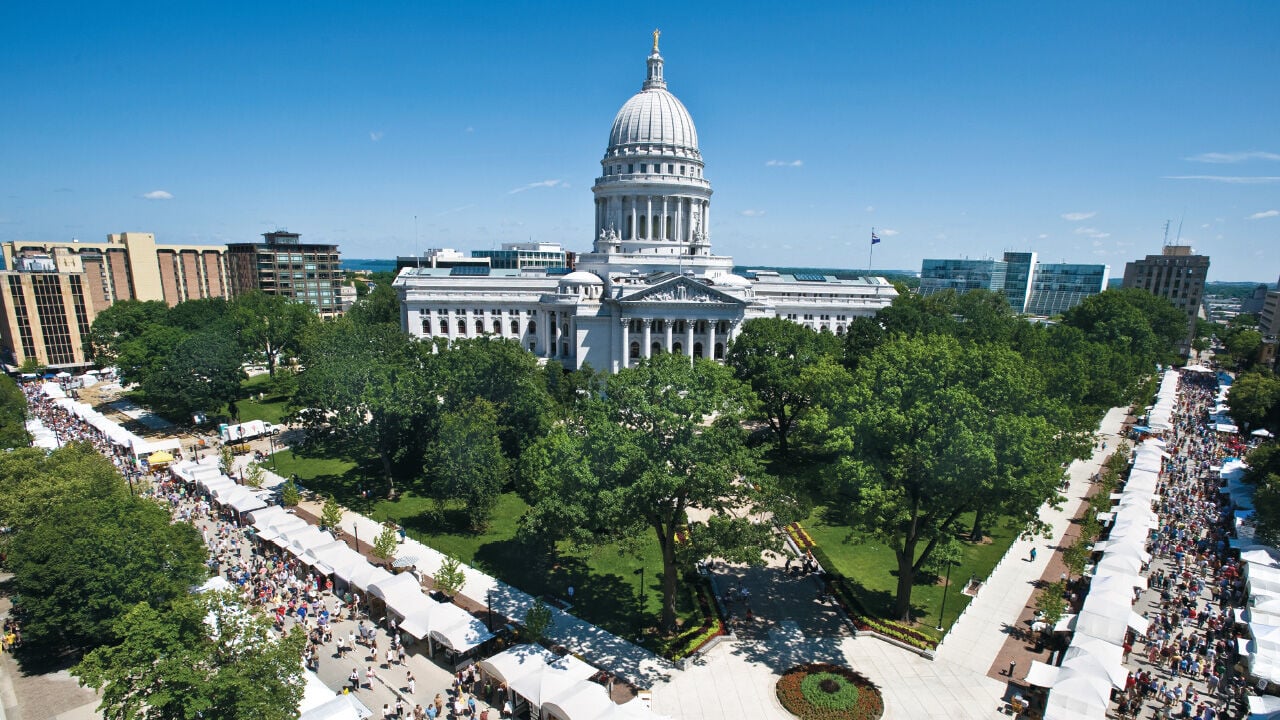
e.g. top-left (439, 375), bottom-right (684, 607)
top-left (629, 199), bottom-right (637, 241)
top-left (665, 320), bottom-right (674, 353)
top-left (540, 310), bottom-right (549, 357)
top-left (620, 318), bottom-right (631, 369)
top-left (708, 321), bottom-right (717, 361)
top-left (646, 196), bottom-right (653, 240)
top-left (642, 319), bottom-right (652, 359)
top-left (685, 320), bottom-right (695, 359)
top-left (661, 197), bottom-right (668, 240)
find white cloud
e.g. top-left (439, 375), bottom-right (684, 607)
top-left (739, 209), bottom-right (766, 217)
top-left (1061, 211), bottom-right (1096, 221)
top-left (1037, 233), bottom-right (1049, 239)
top-left (765, 160), bottom-right (804, 167)
top-left (865, 205), bottom-right (875, 212)
top-left (1201, 223), bottom-right (1210, 229)
top-left (141, 190), bottom-right (173, 200)
top-left (508, 179), bottom-right (566, 194)
top-left (1074, 227), bottom-right (1111, 239)
top-left (1185, 151), bottom-right (1280, 163)
top-left (465, 126), bottom-right (475, 134)
top-left (879, 228), bottom-right (900, 237)
top-left (1162, 175), bottom-right (1280, 184)
top-left (1248, 210), bottom-right (1280, 220)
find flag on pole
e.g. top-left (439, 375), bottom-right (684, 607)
top-left (871, 232), bottom-right (881, 245)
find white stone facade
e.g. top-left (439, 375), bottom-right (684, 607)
top-left (395, 37), bottom-right (897, 372)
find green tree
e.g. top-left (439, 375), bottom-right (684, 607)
top-left (434, 554), bottom-right (467, 598)
top-left (9, 493), bottom-right (206, 660)
top-left (74, 592), bottom-right (307, 720)
top-left (229, 291), bottom-right (316, 377)
top-left (437, 337), bottom-right (553, 460)
top-left (115, 324), bottom-right (188, 389)
top-left (242, 462), bottom-right (266, 489)
top-left (1034, 581), bottom-right (1068, 626)
top-left (320, 494), bottom-right (344, 531)
top-left (523, 599), bottom-right (554, 645)
top-left (426, 399), bottom-right (508, 531)
top-left (218, 444), bottom-right (236, 476)
top-left (1062, 537), bottom-right (1091, 579)
top-left (83, 299), bottom-right (170, 366)
top-left (0, 443), bottom-right (129, 540)
top-left (522, 354), bottom-right (777, 632)
top-left (1061, 288), bottom-right (1186, 365)
top-left (1228, 371), bottom-right (1280, 435)
top-left (345, 281), bottom-right (401, 327)
top-left (292, 320), bottom-right (432, 494)
top-left (813, 335), bottom-right (1073, 621)
top-left (0, 375), bottom-right (32, 449)
top-left (726, 317), bottom-right (842, 454)
top-left (372, 522), bottom-right (399, 566)
top-left (280, 478), bottom-right (301, 507)
top-left (143, 329), bottom-right (245, 417)
top-left (1224, 329), bottom-right (1264, 369)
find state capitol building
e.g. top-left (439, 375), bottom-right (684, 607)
top-left (394, 35), bottom-right (897, 373)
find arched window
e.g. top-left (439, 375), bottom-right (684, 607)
top-left (422, 319), bottom-right (432, 334)
top-left (493, 319), bottom-right (502, 334)
top-left (475, 319), bottom-right (484, 334)
top-left (714, 343), bottom-right (724, 360)
top-left (693, 342), bottom-right (704, 358)
top-left (527, 320), bottom-right (537, 334)
top-left (441, 320), bottom-right (449, 334)
top-left (638, 215), bottom-right (647, 239)
top-left (652, 215), bottom-right (660, 239)
top-left (666, 216), bottom-right (673, 239)
top-left (562, 342), bottom-right (570, 357)
top-left (511, 320), bottom-right (520, 335)
top-left (651, 342), bottom-right (662, 356)
top-left (673, 342), bottom-right (683, 355)
top-left (625, 215), bottom-right (633, 240)
top-left (629, 341), bottom-right (640, 363)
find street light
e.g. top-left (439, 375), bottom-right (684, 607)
top-left (936, 559), bottom-right (954, 632)
top-left (633, 566), bottom-right (645, 613)
top-left (267, 434), bottom-right (277, 473)
top-left (486, 589), bottom-right (494, 632)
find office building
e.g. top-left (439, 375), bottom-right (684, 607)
top-left (1121, 245), bottom-right (1210, 354)
top-left (226, 231), bottom-right (345, 318)
top-left (0, 234), bottom-right (230, 368)
top-left (918, 252), bottom-right (1108, 316)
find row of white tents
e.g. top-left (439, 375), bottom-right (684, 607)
top-left (38, 382), bottom-right (182, 458)
top-left (479, 644), bottom-right (664, 720)
top-left (174, 458), bottom-right (495, 659)
top-left (1037, 370), bottom-right (1182, 720)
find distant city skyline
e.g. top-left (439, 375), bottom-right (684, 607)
top-left (2, 3), bottom-right (1277, 281)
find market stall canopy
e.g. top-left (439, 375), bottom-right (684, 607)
top-left (1248, 693), bottom-right (1280, 719)
top-left (367, 573), bottom-right (430, 622)
top-left (541, 681), bottom-right (615, 720)
top-left (346, 564), bottom-right (393, 593)
top-left (222, 487), bottom-right (268, 514)
top-left (277, 526), bottom-right (333, 555)
top-left (1060, 635), bottom-right (1127, 688)
top-left (257, 516), bottom-right (309, 543)
top-left (1043, 665), bottom-right (1114, 719)
top-left (1255, 429), bottom-right (1277, 439)
top-left (478, 644), bottom-right (554, 688)
top-left (428, 601), bottom-right (494, 652)
top-left (510, 652), bottom-right (598, 709)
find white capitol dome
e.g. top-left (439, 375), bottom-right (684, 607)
top-left (603, 35), bottom-right (701, 161)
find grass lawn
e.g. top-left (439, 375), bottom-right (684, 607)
top-left (803, 507), bottom-right (1019, 641)
top-left (268, 447), bottom-right (696, 645)
top-left (236, 374), bottom-right (290, 425)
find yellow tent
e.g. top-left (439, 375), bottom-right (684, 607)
top-left (148, 451), bottom-right (174, 465)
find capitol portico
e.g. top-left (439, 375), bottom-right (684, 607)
top-left (394, 34), bottom-right (897, 372)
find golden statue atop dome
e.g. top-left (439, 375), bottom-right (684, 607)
top-left (652, 29), bottom-right (661, 53)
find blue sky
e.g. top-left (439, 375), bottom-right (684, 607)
top-left (2, 2), bottom-right (1278, 281)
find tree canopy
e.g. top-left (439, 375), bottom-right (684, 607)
top-left (811, 335), bottom-right (1077, 620)
top-left (1229, 371), bottom-right (1280, 435)
top-left (522, 354), bottom-right (778, 631)
top-left (74, 592), bottom-right (307, 720)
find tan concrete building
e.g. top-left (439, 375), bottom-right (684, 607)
top-left (0, 233), bottom-right (229, 368)
top-left (1121, 244), bottom-right (1210, 355)
top-left (226, 231), bottom-right (344, 318)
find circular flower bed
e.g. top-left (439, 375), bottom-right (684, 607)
top-left (776, 663), bottom-right (884, 720)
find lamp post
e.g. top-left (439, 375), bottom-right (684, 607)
top-left (353, 523), bottom-right (360, 553)
top-left (267, 434), bottom-right (277, 473)
top-left (486, 589), bottom-right (494, 632)
top-left (936, 559), bottom-right (954, 632)
top-left (633, 566), bottom-right (645, 614)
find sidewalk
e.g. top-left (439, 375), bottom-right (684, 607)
top-left (934, 405), bottom-right (1129, 678)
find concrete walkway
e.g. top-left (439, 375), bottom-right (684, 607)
top-left (935, 405), bottom-right (1129, 675)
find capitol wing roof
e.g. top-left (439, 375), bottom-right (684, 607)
top-left (618, 275), bottom-right (746, 305)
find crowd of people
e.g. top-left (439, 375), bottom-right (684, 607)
top-left (1104, 370), bottom-right (1256, 720)
top-left (20, 382), bottom-right (505, 719)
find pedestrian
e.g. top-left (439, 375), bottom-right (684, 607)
top-left (407, 670), bottom-right (416, 695)
top-left (383, 703), bottom-right (393, 719)
top-left (367, 665), bottom-right (377, 688)
top-left (350, 667), bottom-right (360, 692)
top-left (1029, 547), bottom-right (1037, 562)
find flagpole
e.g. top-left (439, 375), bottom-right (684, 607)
top-left (868, 227), bottom-right (875, 274)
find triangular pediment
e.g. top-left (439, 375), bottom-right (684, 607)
top-left (619, 276), bottom-right (744, 305)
